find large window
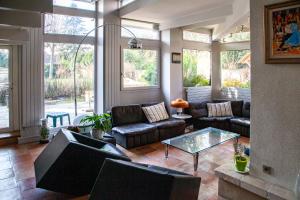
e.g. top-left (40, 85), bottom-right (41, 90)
top-left (221, 50), bottom-right (251, 88)
top-left (45, 13), bottom-right (95, 36)
top-left (183, 30), bottom-right (211, 43)
top-left (121, 19), bottom-right (159, 40)
top-left (53, 0), bottom-right (95, 10)
top-left (222, 32), bottom-right (250, 43)
top-left (122, 49), bottom-right (159, 89)
top-left (44, 43), bottom-right (94, 126)
top-left (183, 49), bottom-right (211, 87)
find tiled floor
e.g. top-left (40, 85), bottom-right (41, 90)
top-left (0, 136), bottom-right (249, 200)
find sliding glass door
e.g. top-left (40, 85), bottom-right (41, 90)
top-left (0, 46), bottom-right (12, 131)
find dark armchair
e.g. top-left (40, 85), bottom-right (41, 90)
top-left (34, 129), bottom-right (131, 195)
top-left (89, 159), bottom-right (201, 200)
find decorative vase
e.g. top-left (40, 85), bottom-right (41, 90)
top-left (40, 118), bottom-right (50, 144)
top-left (91, 129), bottom-right (104, 139)
top-left (234, 155), bottom-right (248, 172)
top-left (295, 170), bottom-right (300, 199)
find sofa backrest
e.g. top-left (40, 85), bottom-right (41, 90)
top-left (111, 105), bottom-right (144, 127)
top-left (186, 101), bottom-right (209, 118)
top-left (243, 102), bottom-right (251, 118)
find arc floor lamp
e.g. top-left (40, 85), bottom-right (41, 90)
top-left (73, 23), bottom-right (142, 115)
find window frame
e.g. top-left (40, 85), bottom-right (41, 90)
top-left (182, 48), bottom-right (212, 88)
top-left (120, 38), bottom-right (161, 91)
top-left (182, 30), bottom-right (212, 44)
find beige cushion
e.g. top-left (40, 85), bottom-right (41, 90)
top-left (142, 102), bottom-right (169, 123)
top-left (207, 102), bottom-right (233, 117)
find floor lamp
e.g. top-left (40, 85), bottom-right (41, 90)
top-left (73, 24), bottom-right (142, 116)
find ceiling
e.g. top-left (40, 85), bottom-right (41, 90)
top-left (119, 0), bottom-right (250, 40)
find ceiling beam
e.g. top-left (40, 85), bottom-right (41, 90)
top-left (0, 9), bottom-right (42, 27)
top-left (119, 0), bottom-right (159, 17)
top-left (0, 26), bottom-right (29, 41)
top-left (212, 0), bottom-right (249, 40)
top-left (159, 4), bottom-right (233, 31)
top-left (182, 17), bottom-right (226, 31)
top-left (0, 0), bottom-right (53, 13)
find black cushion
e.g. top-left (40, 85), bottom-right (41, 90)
top-left (112, 123), bottom-right (156, 136)
top-left (230, 118), bottom-right (250, 127)
top-left (89, 159), bottom-right (201, 200)
top-left (186, 101), bottom-right (209, 118)
top-left (34, 129), bottom-right (130, 195)
top-left (111, 105), bottom-right (144, 126)
top-left (243, 102), bottom-right (251, 118)
top-left (151, 119), bottom-right (185, 129)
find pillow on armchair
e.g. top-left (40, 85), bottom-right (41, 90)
top-left (142, 102), bottom-right (169, 123)
top-left (207, 102), bottom-right (233, 117)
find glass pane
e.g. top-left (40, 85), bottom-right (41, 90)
top-left (183, 49), bottom-right (211, 87)
top-left (183, 31), bottom-right (211, 43)
top-left (53, 0), bottom-right (95, 11)
top-left (120, 0), bottom-right (135, 7)
top-left (222, 32), bottom-right (250, 43)
top-left (121, 19), bottom-right (159, 40)
top-left (0, 49), bottom-right (10, 129)
top-left (162, 127), bottom-right (239, 154)
top-left (44, 43), bottom-right (94, 127)
top-left (221, 50), bottom-right (251, 88)
top-left (123, 49), bottom-right (158, 88)
top-left (45, 14), bottom-right (95, 36)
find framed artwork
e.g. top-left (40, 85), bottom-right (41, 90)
top-left (265, 1), bottom-right (300, 64)
top-left (171, 52), bottom-right (181, 64)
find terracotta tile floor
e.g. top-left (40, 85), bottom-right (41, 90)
top-left (0, 137), bottom-right (249, 200)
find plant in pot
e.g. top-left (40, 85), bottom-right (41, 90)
top-left (80, 113), bottom-right (112, 139)
top-left (233, 143), bottom-right (248, 172)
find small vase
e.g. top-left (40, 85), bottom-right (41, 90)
top-left (40, 118), bottom-right (50, 144)
top-left (91, 129), bottom-right (103, 139)
top-left (295, 170), bottom-right (300, 199)
top-left (234, 155), bottom-right (248, 172)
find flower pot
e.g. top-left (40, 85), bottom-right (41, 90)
top-left (91, 129), bottom-right (104, 139)
top-left (235, 155), bottom-right (248, 172)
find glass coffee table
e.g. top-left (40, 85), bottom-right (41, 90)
top-left (162, 127), bottom-right (239, 171)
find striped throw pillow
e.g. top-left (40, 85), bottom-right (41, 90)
top-left (207, 102), bottom-right (233, 117)
top-left (142, 102), bottom-right (169, 123)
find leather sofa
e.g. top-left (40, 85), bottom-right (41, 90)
top-left (111, 103), bottom-right (186, 149)
top-left (89, 158), bottom-right (201, 200)
top-left (186, 100), bottom-right (250, 137)
top-left (34, 129), bottom-right (131, 195)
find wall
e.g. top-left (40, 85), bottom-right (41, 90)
top-left (250, 0), bottom-right (300, 190)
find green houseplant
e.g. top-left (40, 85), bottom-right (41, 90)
top-left (80, 113), bottom-right (112, 139)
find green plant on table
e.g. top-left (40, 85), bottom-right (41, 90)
top-left (233, 142), bottom-right (248, 172)
top-left (80, 113), bottom-right (112, 133)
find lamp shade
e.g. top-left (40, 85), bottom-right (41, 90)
top-left (171, 98), bottom-right (189, 108)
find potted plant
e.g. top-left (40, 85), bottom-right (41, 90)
top-left (40, 118), bottom-right (50, 144)
top-left (233, 143), bottom-right (248, 172)
top-left (80, 113), bottom-right (112, 139)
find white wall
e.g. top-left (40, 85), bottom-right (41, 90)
top-left (250, 0), bottom-right (300, 190)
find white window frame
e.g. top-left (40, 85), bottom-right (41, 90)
top-left (120, 38), bottom-right (160, 91)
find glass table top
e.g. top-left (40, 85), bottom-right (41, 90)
top-left (162, 127), bottom-right (240, 154)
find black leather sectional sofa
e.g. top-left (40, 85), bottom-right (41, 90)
top-left (186, 100), bottom-right (251, 137)
top-left (111, 103), bottom-right (186, 149)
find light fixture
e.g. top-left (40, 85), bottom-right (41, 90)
top-left (73, 23), bottom-right (142, 115)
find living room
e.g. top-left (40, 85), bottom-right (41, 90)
top-left (0, 0), bottom-right (299, 199)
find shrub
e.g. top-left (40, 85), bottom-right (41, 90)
top-left (223, 79), bottom-right (250, 88)
top-left (45, 78), bottom-right (92, 99)
top-left (184, 74), bottom-right (210, 87)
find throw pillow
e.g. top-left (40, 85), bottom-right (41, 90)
top-left (207, 102), bottom-right (233, 117)
top-left (142, 102), bottom-right (169, 123)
